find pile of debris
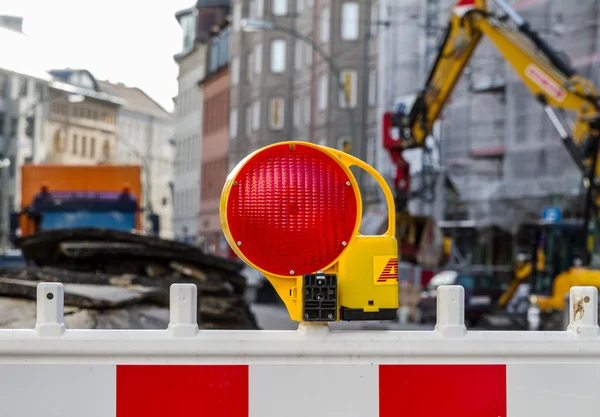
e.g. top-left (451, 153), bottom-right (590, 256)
top-left (0, 228), bottom-right (259, 330)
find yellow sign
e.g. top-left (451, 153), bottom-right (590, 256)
top-left (373, 256), bottom-right (398, 285)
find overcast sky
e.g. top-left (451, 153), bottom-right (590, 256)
top-left (1, 0), bottom-right (194, 112)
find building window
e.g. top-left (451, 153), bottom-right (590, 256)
top-left (231, 57), bottom-right (240, 86)
top-left (180, 13), bottom-right (195, 50)
top-left (53, 129), bottom-right (65, 152)
top-left (369, 68), bottom-right (377, 106)
top-left (295, 39), bottom-right (303, 70)
top-left (35, 82), bottom-right (44, 99)
top-left (269, 97), bottom-right (285, 130)
top-left (320, 7), bottom-right (330, 43)
top-left (272, 0), bottom-right (288, 16)
top-left (245, 104), bottom-right (252, 136)
top-left (72, 134), bottom-right (78, 155)
top-left (257, 0), bottom-right (264, 17)
top-left (90, 137), bottom-right (96, 158)
top-left (304, 39), bottom-right (312, 67)
top-left (210, 38), bottom-right (219, 72)
top-left (318, 74), bottom-right (328, 111)
top-left (81, 136), bottom-right (87, 156)
top-left (233, 3), bottom-right (242, 31)
top-left (230, 107), bottom-right (238, 138)
top-left (339, 69), bottom-right (358, 108)
top-left (254, 44), bottom-right (263, 74)
top-left (341, 2), bottom-right (360, 40)
top-left (102, 140), bottom-right (111, 160)
top-left (0, 74), bottom-right (7, 98)
top-left (270, 39), bottom-right (286, 73)
top-left (246, 51), bottom-right (253, 82)
top-left (252, 100), bottom-right (261, 131)
top-left (18, 77), bottom-right (28, 97)
top-left (303, 94), bottom-right (311, 124)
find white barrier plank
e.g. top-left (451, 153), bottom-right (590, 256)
top-left (249, 365), bottom-right (378, 417)
top-left (507, 364), bottom-right (600, 417)
top-left (1, 363), bottom-right (600, 416)
top-left (0, 364), bottom-right (115, 416)
top-left (1, 284), bottom-right (600, 416)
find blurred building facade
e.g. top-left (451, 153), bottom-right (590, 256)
top-left (46, 69), bottom-right (122, 166)
top-left (173, 0), bottom-right (230, 244)
top-left (98, 80), bottom-right (176, 239)
top-left (198, 24), bottom-right (231, 255)
top-left (173, 4), bottom-right (207, 244)
top-left (377, 0), bottom-right (600, 267)
top-left (228, 0), bottom-right (378, 197)
top-left (0, 24), bottom-right (51, 245)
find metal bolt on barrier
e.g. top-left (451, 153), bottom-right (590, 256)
top-left (35, 282), bottom-right (66, 337)
top-left (567, 286), bottom-right (599, 338)
top-left (435, 285), bottom-right (467, 337)
top-left (167, 284), bottom-right (199, 337)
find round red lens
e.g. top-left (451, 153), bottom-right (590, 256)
top-left (225, 143), bottom-right (359, 277)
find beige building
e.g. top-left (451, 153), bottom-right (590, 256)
top-left (46, 69), bottom-right (123, 165)
top-left (98, 80), bottom-right (175, 238)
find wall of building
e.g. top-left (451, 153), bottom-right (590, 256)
top-left (229, 0), bottom-right (378, 195)
top-left (0, 71), bottom-right (48, 245)
top-left (199, 69), bottom-right (230, 254)
top-left (46, 91), bottom-right (118, 165)
top-left (173, 43), bottom-right (207, 243)
top-left (116, 109), bottom-right (175, 238)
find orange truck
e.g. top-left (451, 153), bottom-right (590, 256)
top-left (9, 164), bottom-right (149, 239)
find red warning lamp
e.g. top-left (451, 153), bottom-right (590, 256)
top-left (221, 141), bottom-right (399, 322)
top-left (224, 142), bottom-right (361, 277)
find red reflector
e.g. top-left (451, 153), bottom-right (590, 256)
top-left (225, 143), bottom-right (359, 277)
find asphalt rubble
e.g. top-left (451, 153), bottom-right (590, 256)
top-left (0, 228), bottom-right (259, 330)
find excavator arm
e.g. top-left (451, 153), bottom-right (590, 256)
top-left (385, 0), bottom-right (600, 197)
top-left (384, 0), bottom-right (600, 307)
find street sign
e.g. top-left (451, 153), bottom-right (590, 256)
top-left (542, 206), bottom-right (562, 223)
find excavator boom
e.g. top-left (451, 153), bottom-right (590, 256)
top-left (384, 0), bottom-right (600, 324)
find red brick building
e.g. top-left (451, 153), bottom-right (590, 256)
top-left (198, 25), bottom-right (230, 256)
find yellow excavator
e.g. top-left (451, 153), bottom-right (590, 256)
top-left (384, 0), bottom-right (600, 329)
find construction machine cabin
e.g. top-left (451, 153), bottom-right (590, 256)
top-left (12, 164), bottom-right (144, 239)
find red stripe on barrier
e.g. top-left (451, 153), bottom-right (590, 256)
top-left (379, 364), bottom-right (506, 417)
top-left (116, 364), bottom-right (248, 417)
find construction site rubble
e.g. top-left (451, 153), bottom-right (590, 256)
top-left (0, 228), bottom-right (259, 330)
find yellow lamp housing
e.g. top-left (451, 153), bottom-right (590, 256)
top-left (219, 141), bottom-right (398, 323)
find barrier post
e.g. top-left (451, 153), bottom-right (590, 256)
top-left (435, 285), bottom-right (467, 337)
top-left (567, 286), bottom-right (599, 337)
top-left (35, 282), bottom-right (66, 337)
top-left (167, 284), bottom-right (199, 337)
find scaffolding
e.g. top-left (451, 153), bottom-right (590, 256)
top-left (378, 0), bottom-right (600, 267)
top-left (439, 0), bottom-right (600, 234)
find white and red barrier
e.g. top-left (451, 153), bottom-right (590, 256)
top-left (1, 283), bottom-right (600, 416)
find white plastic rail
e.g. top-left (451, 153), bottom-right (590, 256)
top-left (1, 283), bottom-right (600, 417)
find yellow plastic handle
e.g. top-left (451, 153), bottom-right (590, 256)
top-left (323, 147), bottom-right (396, 239)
